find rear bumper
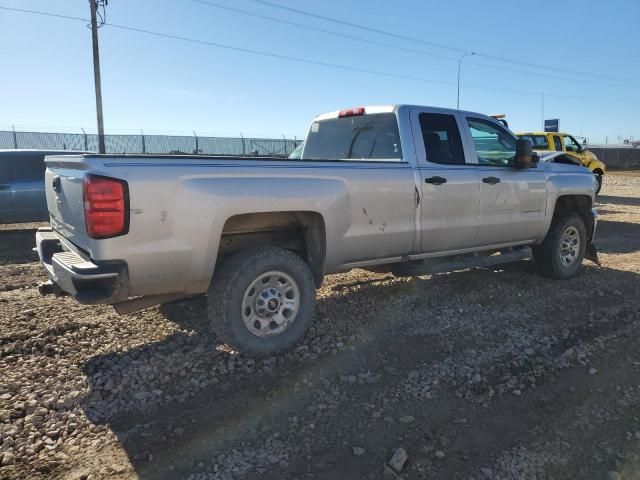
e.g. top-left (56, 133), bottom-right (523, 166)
top-left (36, 227), bottom-right (128, 304)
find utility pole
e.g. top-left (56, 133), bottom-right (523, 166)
top-left (456, 52), bottom-right (475, 110)
top-left (89, 0), bottom-right (106, 154)
top-left (541, 93), bottom-right (545, 131)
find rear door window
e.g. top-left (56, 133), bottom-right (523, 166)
top-left (302, 113), bottom-right (402, 161)
top-left (12, 154), bottom-right (46, 181)
top-left (418, 113), bottom-right (465, 165)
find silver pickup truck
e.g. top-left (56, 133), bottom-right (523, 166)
top-left (36, 105), bottom-right (599, 355)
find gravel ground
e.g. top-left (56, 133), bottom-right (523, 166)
top-left (1, 171), bottom-right (640, 480)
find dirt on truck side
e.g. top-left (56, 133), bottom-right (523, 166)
top-left (1, 170), bottom-right (640, 480)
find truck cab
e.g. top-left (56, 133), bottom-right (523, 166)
top-left (517, 132), bottom-right (606, 193)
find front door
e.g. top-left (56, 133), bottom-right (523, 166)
top-left (463, 116), bottom-right (547, 246)
top-left (412, 109), bottom-right (481, 253)
top-left (563, 134), bottom-right (588, 166)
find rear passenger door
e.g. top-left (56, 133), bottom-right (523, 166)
top-left (462, 116), bottom-right (547, 245)
top-left (411, 109), bottom-right (481, 253)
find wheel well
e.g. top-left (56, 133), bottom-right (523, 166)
top-left (218, 211), bottom-right (326, 287)
top-left (593, 168), bottom-right (603, 175)
top-left (553, 195), bottom-right (593, 234)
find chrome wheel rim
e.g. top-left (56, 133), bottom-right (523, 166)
top-left (560, 226), bottom-right (580, 267)
top-left (241, 271), bottom-right (300, 337)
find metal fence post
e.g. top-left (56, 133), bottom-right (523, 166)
top-left (240, 132), bottom-right (245, 155)
top-left (193, 130), bottom-right (199, 154)
top-left (141, 129), bottom-right (146, 154)
top-left (81, 128), bottom-right (88, 151)
top-left (12, 125), bottom-right (18, 149)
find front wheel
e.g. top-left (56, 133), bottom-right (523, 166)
top-left (594, 173), bottom-right (603, 195)
top-left (207, 246), bottom-right (315, 356)
top-left (533, 213), bottom-right (587, 279)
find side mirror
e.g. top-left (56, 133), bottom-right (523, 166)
top-left (514, 138), bottom-right (533, 169)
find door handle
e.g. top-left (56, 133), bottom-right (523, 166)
top-left (482, 176), bottom-right (501, 185)
top-left (0, 184), bottom-right (10, 191)
top-left (425, 176), bottom-right (447, 185)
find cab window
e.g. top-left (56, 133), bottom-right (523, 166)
top-left (303, 113), bottom-right (402, 161)
top-left (419, 113), bottom-right (465, 165)
top-left (553, 135), bottom-right (563, 151)
top-left (466, 118), bottom-right (516, 166)
top-left (518, 134), bottom-right (548, 149)
top-left (563, 135), bottom-right (581, 152)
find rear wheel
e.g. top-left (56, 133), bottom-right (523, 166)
top-left (207, 246), bottom-right (315, 356)
top-left (533, 213), bottom-right (587, 279)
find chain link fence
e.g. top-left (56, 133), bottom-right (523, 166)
top-left (0, 129), bottom-right (302, 157)
top-left (589, 145), bottom-right (640, 168)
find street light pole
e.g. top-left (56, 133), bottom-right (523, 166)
top-left (457, 52), bottom-right (475, 110)
top-left (89, 0), bottom-right (106, 154)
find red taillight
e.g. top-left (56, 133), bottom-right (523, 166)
top-left (83, 175), bottom-right (129, 238)
top-left (338, 106), bottom-right (365, 118)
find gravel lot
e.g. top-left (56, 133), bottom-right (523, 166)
top-left (1, 171), bottom-right (640, 480)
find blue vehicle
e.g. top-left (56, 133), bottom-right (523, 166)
top-left (0, 150), bottom-right (89, 223)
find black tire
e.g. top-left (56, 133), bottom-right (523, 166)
top-left (532, 213), bottom-right (587, 279)
top-left (207, 246), bottom-right (315, 356)
top-left (594, 173), bottom-right (603, 195)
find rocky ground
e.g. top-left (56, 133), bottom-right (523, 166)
top-left (1, 171), bottom-right (640, 480)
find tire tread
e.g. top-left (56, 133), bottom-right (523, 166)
top-left (207, 246), bottom-right (314, 355)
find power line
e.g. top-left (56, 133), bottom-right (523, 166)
top-left (244, 0), bottom-right (640, 86)
top-left (192, 0), bottom-right (640, 90)
top-left (0, 5), bottom-right (638, 105)
top-left (191, 0), bottom-right (457, 62)
top-left (0, 6), bottom-right (454, 86)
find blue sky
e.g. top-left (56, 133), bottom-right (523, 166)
top-left (0, 0), bottom-right (638, 142)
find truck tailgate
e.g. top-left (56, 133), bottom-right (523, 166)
top-left (44, 155), bottom-right (92, 252)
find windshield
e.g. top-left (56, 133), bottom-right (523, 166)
top-left (288, 142), bottom-right (304, 159)
top-left (518, 134), bottom-right (549, 150)
top-left (564, 135), bottom-right (582, 152)
top-left (302, 113), bottom-right (402, 161)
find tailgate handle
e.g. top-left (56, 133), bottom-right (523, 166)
top-left (0, 184), bottom-right (10, 191)
top-left (52, 176), bottom-right (61, 193)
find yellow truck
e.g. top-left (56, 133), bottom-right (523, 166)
top-left (517, 132), bottom-right (606, 194)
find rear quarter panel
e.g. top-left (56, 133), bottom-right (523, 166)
top-left (64, 156), bottom-right (415, 297)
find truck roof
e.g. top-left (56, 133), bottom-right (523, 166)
top-left (0, 149), bottom-right (90, 155)
top-left (517, 132), bottom-right (568, 136)
top-left (313, 104), bottom-right (489, 121)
